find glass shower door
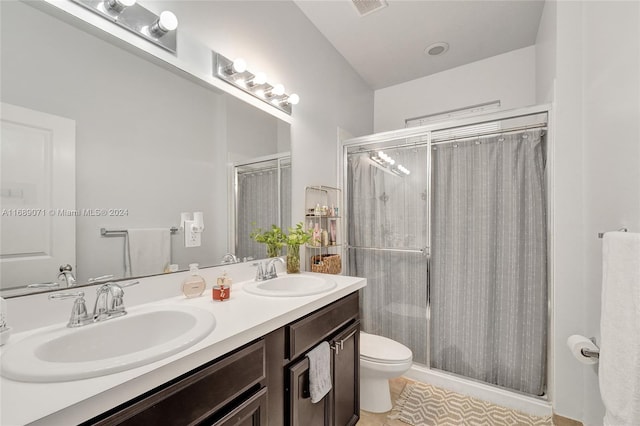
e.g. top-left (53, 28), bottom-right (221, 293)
top-left (346, 140), bottom-right (430, 365)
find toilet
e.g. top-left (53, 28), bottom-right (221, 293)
top-left (359, 331), bottom-right (413, 413)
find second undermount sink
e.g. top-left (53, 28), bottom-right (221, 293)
top-left (0, 305), bottom-right (216, 383)
top-left (243, 273), bottom-right (337, 297)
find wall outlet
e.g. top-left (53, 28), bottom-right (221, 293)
top-left (184, 222), bottom-right (202, 248)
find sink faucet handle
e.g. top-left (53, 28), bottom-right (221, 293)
top-left (49, 291), bottom-right (85, 301)
top-left (255, 261), bottom-right (265, 281)
top-left (49, 291), bottom-right (91, 328)
top-left (88, 274), bottom-right (115, 283)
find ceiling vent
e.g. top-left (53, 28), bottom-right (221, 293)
top-left (351, 0), bottom-right (388, 17)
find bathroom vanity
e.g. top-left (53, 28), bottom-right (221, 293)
top-left (0, 269), bottom-right (365, 425)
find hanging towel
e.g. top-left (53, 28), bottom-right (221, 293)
top-left (126, 228), bottom-right (171, 277)
top-left (306, 341), bottom-right (332, 403)
top-left (600, 232), bottom-right (640, 426)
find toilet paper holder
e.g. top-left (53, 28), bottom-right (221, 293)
top-left (581, 337), bottom-right (600, 359)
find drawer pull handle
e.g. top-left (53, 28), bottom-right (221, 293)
top-left (330, 328), bottom-right (358, 355)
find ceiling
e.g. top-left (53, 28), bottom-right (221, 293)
top-left (295, 0), bottom-right (545, 90)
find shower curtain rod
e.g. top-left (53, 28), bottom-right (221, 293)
top-left (432, 123), bottom-right (547, 146)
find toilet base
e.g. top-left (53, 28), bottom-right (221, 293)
top-left (360, 376), bottom-right (392, 413)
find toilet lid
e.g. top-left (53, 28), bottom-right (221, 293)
top-left (360, 332), bottom-right (413, 363)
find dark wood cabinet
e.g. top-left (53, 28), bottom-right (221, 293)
top-left (84, 341), bottom-right (266, 426)
top-left (81, 293), bottom-right (360, 426)
top-left (285, 293), bottom-right (360, 426)
top-left (331, 321), bottom-right (360, 426)
top-left (288, 357), bottom-right (329, 426)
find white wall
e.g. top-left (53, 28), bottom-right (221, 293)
top-left (1, 0), bottom-right (373, 284)
top-left (143, 0), bottom-right (375, 232)
top-left (537, 1), bottom-right (640, 424)
top-left (373, 46), bottom-right (537, 132)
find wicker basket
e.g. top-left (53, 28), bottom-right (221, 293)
top-left (310, 254), bottom-right (342, 275)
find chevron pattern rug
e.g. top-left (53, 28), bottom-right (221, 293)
top-left (388, 382), bottom-right (552, 426)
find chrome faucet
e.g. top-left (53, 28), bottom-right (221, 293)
top-left (221, 253), bottom-right (240, 264)
top-left (57, 264), bottom-right (77, 288)
top-left (49, 281), bottom-right (138, 328)
top-left (92, 283), bottom-right (127, 322)
top-left (255, 258), bottom-right (285, 281)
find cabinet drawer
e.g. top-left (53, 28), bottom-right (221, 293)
top-left (90, 340), bottom-right (266, 426)
top-left (212, 387), bottom-right (268, 426)
top-left (286, 293), bottom-right (358, 360)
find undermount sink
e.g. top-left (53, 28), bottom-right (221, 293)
top-left (0, 305), bottom-right (216, 383)
top-left (243, 273), bottom-right (337, 297)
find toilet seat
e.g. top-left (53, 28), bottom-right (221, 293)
top-left (360, 332), bottom-right (412, 364)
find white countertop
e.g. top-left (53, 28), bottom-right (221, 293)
top-left (0, 270), bottom-right (365, 426)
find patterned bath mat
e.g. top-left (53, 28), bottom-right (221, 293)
top-left (388, 382), bottom-right (552, 426)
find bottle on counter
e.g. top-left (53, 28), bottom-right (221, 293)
top-left (213, 271), bottom-right (231, 301)
top-left (181, 263), bottom-right (206, 298)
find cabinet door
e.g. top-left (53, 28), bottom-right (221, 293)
top-left (331, 321), bottom-right (360, 426)
top-left (211, 387), bottom-right (267, 426)
top-left (287, 357), bottom-right (329, 426)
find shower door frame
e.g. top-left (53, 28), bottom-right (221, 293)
top-left (340, 103), bottom-right (553, 396)
top-left (229, 151), bottom-right (291, 257)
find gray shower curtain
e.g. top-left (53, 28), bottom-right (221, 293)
top-left (430, 129), bottom-right (547, 395)
top-left (236, 163), bottom-right (291, 260)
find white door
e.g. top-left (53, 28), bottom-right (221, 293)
top-left (1, 103), bottom-right (76, 290)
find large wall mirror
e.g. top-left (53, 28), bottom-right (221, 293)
top-left (0, 1), bottom-right (291, 296)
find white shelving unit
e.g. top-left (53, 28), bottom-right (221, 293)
top-left (304, 185), bottom-right (343, 274)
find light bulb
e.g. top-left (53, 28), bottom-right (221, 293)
top-left (232, 58), bottom-right (247, 73)
top-left (255, 89), bottom-right (265, 98)
top-left (272, 84), bottom-right (285, 96)
top-left (105, 0), bottom-right (136, 12)
top-left (287, 93), bottom-right (300, 105)
top-left (253, 72), bottom-right (267, 85)
top-left (158, 11), bottom-right (178, 31)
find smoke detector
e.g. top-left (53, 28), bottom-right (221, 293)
top-left (351, 0), bottom-right (388, 17)
top-left (425, 42), bottom-right (450, 56)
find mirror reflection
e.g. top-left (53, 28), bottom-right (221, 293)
top-left (0, 1), bottom-right (291, 296)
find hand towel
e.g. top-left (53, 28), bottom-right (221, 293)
top-left (306, 341), bottom-right (332, 403)
top-left (600, 232), bottom-right (640, 426)
top-left (126, 228), bottom-right (171, 277)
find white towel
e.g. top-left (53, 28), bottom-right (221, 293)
top-left (126, 228), bottom-right (171, 277)
top-left (600, 232), bottom-right (640, 426)
top-left (307, 341), bottom-right (332, 403)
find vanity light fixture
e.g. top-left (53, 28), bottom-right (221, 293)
top-left (71, 0), bottom-right (178, 53)
top-left (370, 151), bottom-right (410, 177)
top-left (213, 51), bottom-right (299, 115)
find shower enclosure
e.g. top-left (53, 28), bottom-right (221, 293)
top-left (344, 106), bottom-right (549, 397)
top-left (233, 154), bottom-right (291, 261)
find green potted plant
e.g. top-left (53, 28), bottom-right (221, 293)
top-left (250, 224), bottom-right (286, 258)
top-left (284, 222), bottom-right (312, 274)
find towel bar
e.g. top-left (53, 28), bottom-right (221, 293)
top-left (101, 227), bottom-right (179, 237)
top-left (598, 227), bottom-right (629, 238)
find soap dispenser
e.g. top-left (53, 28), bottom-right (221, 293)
top-left (181, 263), bottom-right (206, 298)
